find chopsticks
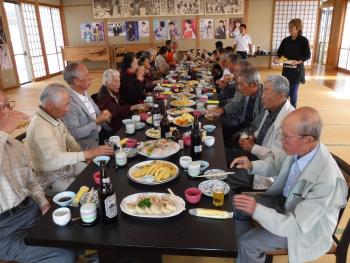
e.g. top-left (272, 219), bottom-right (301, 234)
top-left (86, 187), bottom-right (94, 204)
top-left (195, 172), bottom-right (235, 178)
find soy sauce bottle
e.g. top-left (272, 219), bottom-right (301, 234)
top-left (160, 106), bottom-right (171, 139)
top-left (99, 161), bottom-right (118, 223)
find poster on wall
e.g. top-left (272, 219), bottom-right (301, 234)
top-left (81, 23), bottom-right (105, 43)
top-left (214, 19), bottom-right (229, 39)
top-left (125, 21), bottom-right (139, 41)
top-left (182, 19), bottom-right (196, 40)
top-left (168, 19), bottom-right (181, 40)
top-left (128, 0), bottom-right (163, 16)
top-left (0, 44), bottom-right (13, 70)
top-left (107, 22), bottom-right (126, 37)
top-left (174, 0), bottom-right (203, 15)
top-left (153, 19), bottom-right (168, 40)
top-left (92, 0), bottom-right (114, 18)
top-left (199, 19), bottom-right (214, 39)
top-left (229, 17), bottom-right (243, 38)
top-left (205, 0), bottom-right (244, 15)
top-left (138, 20), bottom-right (150, 37)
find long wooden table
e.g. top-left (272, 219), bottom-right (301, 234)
top-left (25, 117), bottom-right (238, 262)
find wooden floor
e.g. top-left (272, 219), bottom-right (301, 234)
top-left (4, 66), bottom-right (350, 263)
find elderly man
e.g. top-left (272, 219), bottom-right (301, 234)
top-left (231, 107), bottom-right (348, 263)
top-left (0, 90), bottom-right (76, 262)
top-left (26, 83), bottom-right (114, 195)
top-left (222, 66), bottom-right (265, 141)
top-left (62, 62), bottom-right (112, 150)
top-left (226, 75), bottom-right (294, 189)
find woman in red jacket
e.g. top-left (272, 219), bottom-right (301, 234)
top-left (97, 69), bottom-right (145, 132)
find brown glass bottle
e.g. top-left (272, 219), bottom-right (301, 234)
top-left (160, 106), bottom-right (171, 139)
top-left (99, 161), bottom-right (118, 223)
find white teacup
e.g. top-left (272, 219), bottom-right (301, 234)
top-left (132, 115), bottom-right (141, 123)
top-left (188, 161), bottom-right (201, 177)
top-left (195, 88), bottom-right (202, 97)
top-left (80, 203), bottom-right (97, 223)
top-left (52, 207), bottom-right (71, 226)
top-left (179, 156), bottom-right (192, 169)
top-left (115, 150), bottom-right (127, 166)
top-left (203, 136), bottom-right (215, 147)
top-left (109, 136), bottom-right (120, 146)
top-left (126, 123), bottom-right (135, 135)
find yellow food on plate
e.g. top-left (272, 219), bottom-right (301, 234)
top-left (170, 99), bottom-right (195, 107)
top-left (132, 161), bottom-right (177, 182)
top-left (174, 113), bottom-right (194, 126)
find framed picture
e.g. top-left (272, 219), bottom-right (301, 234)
top-left (182, 19), bottom-right (196, 40)
top-left (214, 19), bottom-right (229, 39)
top-left (92, 0), bottom-right (114, 18)
top-left (125, 21), bottom-right (139, 41)
top-left (200, 19), bottom-right (214, 39)
top-left (229, 17), bottom-right (243, 38)
top-left (153, 19), bottom-right (168, 40)
top-left (138, 20), bottom-right (150, 37)
top-left (107, 22), bottom-right (126, 37)
top-left (205, 0), bottom-right (244, 15)
top-left (168, 19), bottom-right (181, 40)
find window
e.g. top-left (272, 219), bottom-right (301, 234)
top-left (272, 0), bottom-right (319, 66)
top-left (338, 1), bottom-right (350, 70)
top-left (39, 5), bottom-right (64, 74)
top-left (21, 3), bottom-right (46, 78)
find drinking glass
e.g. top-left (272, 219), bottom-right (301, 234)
top-left (212, 184), bottom-right (225, 206)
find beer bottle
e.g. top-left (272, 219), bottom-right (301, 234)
top-left (190, 116), bottom-right (202, 160)
top-left (152, 103), bottom-right (161, 128)
top-left (160, 106), bottom-right (170, 139)
top-left (99, 161), bottom-right (118, 223)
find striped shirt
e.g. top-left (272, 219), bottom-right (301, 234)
top-left (0, 131), bottom-right (47, 213)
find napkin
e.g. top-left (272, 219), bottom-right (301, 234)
top-left (188, 208), bottom-right (233, 219)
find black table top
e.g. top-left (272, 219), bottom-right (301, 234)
top-left (25, 117), bottom-right (237, 258)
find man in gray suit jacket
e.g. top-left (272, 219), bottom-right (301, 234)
top-left (62, 63), bottom-right (112, 150)
top-left (231, 107), bottom-right (348, 263)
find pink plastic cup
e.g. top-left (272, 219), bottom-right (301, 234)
top-left (126, 139), bottom-right (137, 148)
top-left (93, 171), bottom-right (100, 185)
top-left (183, 135), bottom-right (191, 146)
top-left (140, 112), bottom-right (148, 122)
top-left (185, 188), bottom-right (202, 204)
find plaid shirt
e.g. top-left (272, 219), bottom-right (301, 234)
top-left (0, 131), bottom-right (47, 213)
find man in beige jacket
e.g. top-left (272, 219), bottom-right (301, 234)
top-left (26, 83), bottom-right (114, 195)
top-left (231, 107), bottom-right (348, 263)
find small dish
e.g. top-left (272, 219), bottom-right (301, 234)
top-left (204, 169), bottom-right (227, 180)
top-left (93, 156), bottom-right (110, 166)
top-left (122, 119), bottom-right (133, 125)
top-left (135, 122), bottom-right (146, 130)
top-left (116, 148), bottom-right (137, 158)
top-left (206, 92), bottom-right (214, 98)
top-left (203, 125), bottom-right (216, 133)
top-left (199, 160), bottom-right (209, 172)
top-left (52, 207), bottom-right (71, 226)
top-left (143, 175), bottom-right (155, 183)
top-left (53, 191), bottom-right (76, 207)
top-left (198, 180), bottom-right (230, 197)
top-left (203, 136), bottom-right (215, 147)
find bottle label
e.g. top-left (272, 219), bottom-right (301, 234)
top-left (104, 193), bottom-right (118, 218)
top-left (153, 114), bottom-right (161, 127)
top-left (194, 145), bottom-right (202, 153)
top-left (165, 132), bottom-right (171, 139)
top-left (102, 178), bottom-right (110, 184)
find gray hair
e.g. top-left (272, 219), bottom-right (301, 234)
top-left (297, 107), bottom-right (323, 140)
top-left (40, 83), bottom-right (68, 106)
top-left (227, 53), bottom-right (240, 65)
top-left (102, 69), bottom-right (120, 86)
top-left (238, 60), bottom-right (251, 70)
top-left (239, 67), bottom-right (260, 85)
top-left (63, 62), bottom-right (83, 85)
top-left (265, 75), bottom-right (290, 97)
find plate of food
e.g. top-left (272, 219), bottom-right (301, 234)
top-left (173, 113), bottom-right (194, 127)
top-left (187, 80), bottom-right (199, 86)
top-left (198, 180), bottom-right (230, 197)
top-left (128, 160), bottom-right (179, 185)
top-left (167, 107), bottom-right (193, 116)
top-left (172, 92), bottom-right (195, 100)
top-left (145, 127), bottom-right (178, 139)
top-left (120, 192), bottom-right (185, 218)
top-left (170, 99), bottom-right (196, 108)
top-left (136, 139), bottom-right (180, 159)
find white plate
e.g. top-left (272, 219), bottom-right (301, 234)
top-left (136, 139), bottom-right (180, 159)
top-left (204, 169), bottom-right (227, 180)
top-left (120, 193), bottom-right (185, 218)
top-left (170, 99), bottom-right (196, 108)
top-left (172, 92), bottom-right (196, 100)
top-left (173, 116), bottom-right (194, 127)
top-left (145, 127), bottom-right (178, 139)
top-left (167, 107), bottom-right (193, 116)
top-left (198, 180), bottom-right (230, 197)
top-left (128, 160), bottom-right (179, 185)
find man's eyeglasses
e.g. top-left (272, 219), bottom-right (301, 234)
top-left (0, 98), bottom-right (15, 110)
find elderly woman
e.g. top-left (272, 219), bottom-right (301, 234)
top-left (155, 46), bottom-right (170, 76)
top-left (97, 69), bottom-right (145, 132)
top-left (120, 52), bottom-right (146, 105)
top-left (138, 52), bottom-right (161, 92)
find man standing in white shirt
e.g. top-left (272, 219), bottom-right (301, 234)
top-left (233, 24), bottom-right (252, 59)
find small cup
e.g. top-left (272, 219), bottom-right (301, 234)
top-left (140, 112), bottom-right (149, 122)
top-left (132, 115), bottom-right (141, 123)
top-left (126, 123), bottom-right (135, 135)
top-left (240, 132), bottom-right (249, 139)
top-left (93, 171), bottom-right (100, 185)
top-left (195, 88), bottom-right (202, 97)
top-left (183, 135), bottom-right (191, 146)
top-left (126, 139), bottom-right (137, 148)
top-left (109, 136), bottom-right (120, 147)
top-left (188, 161), bottom-right (201, 177)
top-left (80, 203), bottom-right (97, 224)
top-left (185, 188), bottom-right (202, 204)
top-left (203, 136), bottom-right (215, 147)
top-left (179, 156), bottom-right (192, 169)
top-left (115, 151), bottom-right (127, 167)
top-left (197, 102), bottom-right (205, 110)
top-left (52, 207), bottom-right (71, 226)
